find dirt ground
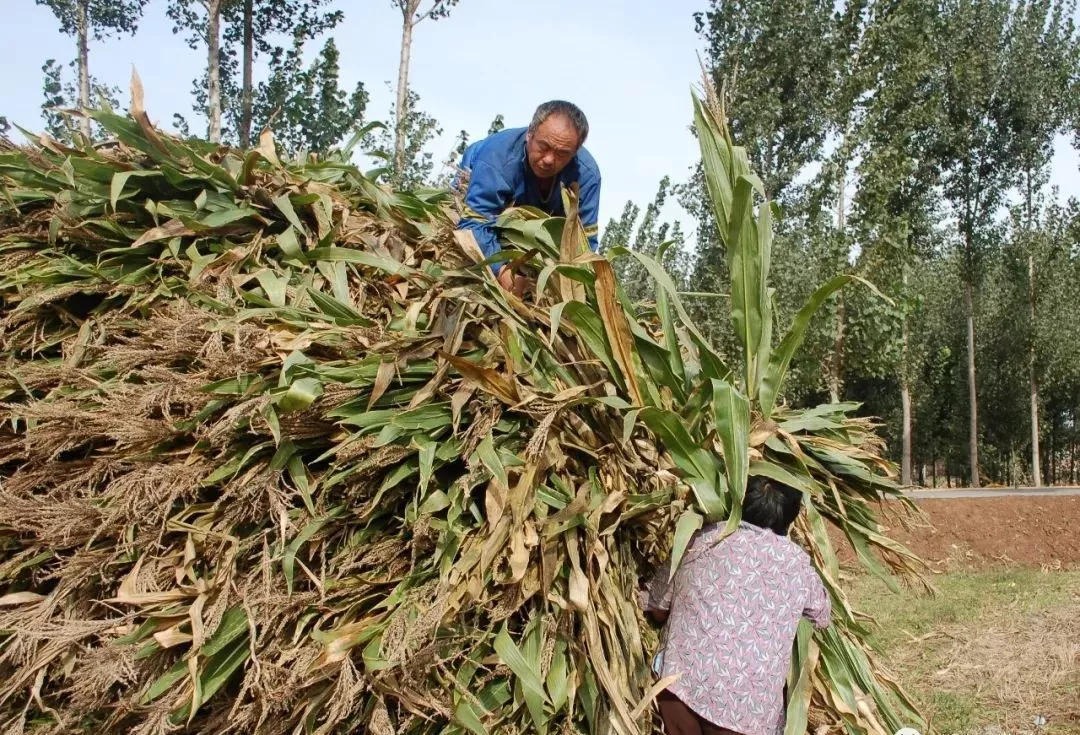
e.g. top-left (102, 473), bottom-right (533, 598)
top-left (836, 495), bottom-right (1080, 571)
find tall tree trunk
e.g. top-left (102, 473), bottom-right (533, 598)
top-left (1025, 172), bottom-right (1041, 486)
top-left (394, 1), bottom-right (419, 182)
top-left (240, 0), bottom-right (254, 148)
top-left (963, 280), bottom-right (979, 487)
top-left (901, 377), bottom-right (913, 486)
top-left (900, 267), bottom-right (912, 486)
top-left (1071, 426), bottom-right (1076, 484)
top-left (1028, 252), bottom-right (1041, 486)
top-left (1051, 422), bottom-right (1057, 485)
top-left (76, 0), bottom-right (91, 140)
top-left (828, 164), bottom-right (846, 404)
top-left (829, 295), bottom-right (844, 403)
top-left (207, 0), bottom-right (223, 144)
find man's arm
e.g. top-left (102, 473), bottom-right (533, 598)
top-left (577, 166), bottom-right (601, 252)
top-left (457, 159), bottom-right (514, 273)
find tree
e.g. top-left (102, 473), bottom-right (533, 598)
top-left (40, 58), bottom-right (120, 142)
top-left (253, 36), bottom-right (368, 156)
top-left (35, 0), bottom-right (149, 140)
top-left (693, 0), bottom-right (846, 202)
top-left (376, 89), bottom-right (443, 190)
top-left (392, 0), bottom-right (460, 183)
top-left (168, 0), bottom-right (232, 143)
top-left (436, 113), bottom-right (504, 186)
top-left (223, 0), bottom-right (342, 147)
top-left (170, 0), bottom-right (344, 146)
top-left (849, 0), bottom-right (945, 485)
top-left (999, 0), bottom-right (1079, 486)
top-left (601, 177), bottom-right (691, 304)
top-left (933, 0), bottom-right (1061, 486)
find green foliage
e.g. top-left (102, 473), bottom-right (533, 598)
top-left (689, 0), bottom-right (1080, 486)
top-left (602, 177), bottom-right (692, 305)
top-left (40, 58), bottom-right (120, 142)
top-left (254, 36), bottom-right (368, 156)
top-left (167, 0), bottom-right (343, 143)
top-left (35, 0), bottom-right (150, 40)
top-left (374, 88), bottom-right (443, 189)
top-left (693, 0), bottom-right (848, 202)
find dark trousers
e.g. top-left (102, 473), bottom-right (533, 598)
top-left (656, 690), bottom-right (743, 735)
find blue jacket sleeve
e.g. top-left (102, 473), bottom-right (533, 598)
top-left (578, 166), bottom-right (601, 252)
top-left (457, 159), bottom-right (513, 272)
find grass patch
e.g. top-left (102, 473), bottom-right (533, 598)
top-left (850, 568), bottom-right (1080, 735)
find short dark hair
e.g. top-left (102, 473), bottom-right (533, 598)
top-left (741, 476), bottom-right (803, 536)
top-left (529, 100), bottom-right (589, 146)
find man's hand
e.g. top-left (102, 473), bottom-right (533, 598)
top-left (496, 266), bottom-right (529, 299)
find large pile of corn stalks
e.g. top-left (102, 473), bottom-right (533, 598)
top-left (0, 81), bottom-right (929, 735)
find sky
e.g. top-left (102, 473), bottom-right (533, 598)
top-left (1, 0), bottom-right (1078, 241)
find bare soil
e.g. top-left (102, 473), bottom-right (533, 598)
top-left (837, 495), bottom-right (1080, 571)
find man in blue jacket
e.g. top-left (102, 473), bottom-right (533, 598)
top-left (455, 100), bottom-right (601, 296)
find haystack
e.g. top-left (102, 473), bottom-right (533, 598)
top-left (0, 79), bottom-right (928, 735)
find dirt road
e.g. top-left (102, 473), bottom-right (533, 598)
top-left (908, 486), bottom-right (1080, 499)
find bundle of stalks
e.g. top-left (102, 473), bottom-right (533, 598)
top-left (0, 77), bottom-right (929, 735)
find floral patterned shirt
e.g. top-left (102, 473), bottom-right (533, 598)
top-left (642, 522), bottom-right (831, 735)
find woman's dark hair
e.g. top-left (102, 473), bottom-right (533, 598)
top-left (741, 476), bottom-right (803, 535)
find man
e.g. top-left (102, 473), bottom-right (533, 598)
top-left (455, 100), bottom-right (601, 296)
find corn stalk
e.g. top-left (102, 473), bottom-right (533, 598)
top-left (0, 77), bottom-right (928, 735)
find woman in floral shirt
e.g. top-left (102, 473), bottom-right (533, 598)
top-left (642, 477), bottom-right (831, 735)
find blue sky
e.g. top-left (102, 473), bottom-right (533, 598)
top-left (2, 0), bottom-right (1078, 240)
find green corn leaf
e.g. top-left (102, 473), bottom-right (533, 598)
top-left (640, 407), bottom-right (725, 519)
top-left (784, 620), bottom-right (816, 735)
top-left (609, 246), bottom-right (729, 378)
top-left (759, 275), bottom-right (853, 417)
top-left (110, 170), bottom-right (161, 211)
top-left (669, 508), bottom-right (702, 580)
top-left (493, 624), bottom-right (548, 734)
top-left (277, 377), bottom-right (323, 413)
top-left (255, 269), bottom-right (288, 307)
top-left (415, 434), bottom-right (437, 492)
top-left (454, 701), bottom-right (489, 735)
top-left (143, 659), bottom-right (188, 704)
top-left (748, 459), bottom-right (817, 495)
top-left (727, 176), bottom-right (763, 390)
top-left (692, 94), bottom-right (735, 236)
top-left (307, 247), bottom-right (416, 278)
top-left (655, 241), bottom-right (687, 392)
top-left (283, 515), bottom-right (332, 595)
top-left (710, 379), bottom-right (750, 502)
top-left (273, 194), bottom-right (306, 233)
top-left (201, 606), bottom-right (249, 657)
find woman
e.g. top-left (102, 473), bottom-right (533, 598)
top-left (642, 477), bottom-right (831, 735)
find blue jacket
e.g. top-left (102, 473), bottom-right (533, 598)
top-left (456, 127), bottom-right (601, 268)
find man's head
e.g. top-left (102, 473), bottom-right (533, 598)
top-left (525, 100), bottom-right (589, 180)
top-left (741, 476), bottom-right (803, 536)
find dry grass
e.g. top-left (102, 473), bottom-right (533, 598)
top-left (850, 567), bottom-right (1080, 735)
